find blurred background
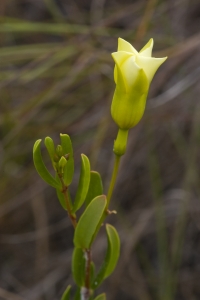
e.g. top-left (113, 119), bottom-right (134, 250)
top-left (0, 0), bottom-right (200, 299)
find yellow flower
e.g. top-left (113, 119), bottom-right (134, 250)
top-left (111, 38), bottom-right (167, 130)
top-left (111, 38), bottom-right (167, 155)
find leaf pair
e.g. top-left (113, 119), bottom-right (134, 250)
top-left (33, 135), bottom-right (103, 213)
top-left (33, 134), bottom-right (74, 190)
top-left (33, 139), bottom-right (62, 189)
top-left (55, 153), bottom-right (90, 211)
top-left (72, 195), bottom-right (120, 290)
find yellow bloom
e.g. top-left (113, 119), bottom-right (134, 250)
top-left (111, 38), bottom-right (167, 155)
top-left (111, 38), bottom-right (167, 130)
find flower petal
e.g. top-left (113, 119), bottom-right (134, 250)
top-left (112, 51), bottom-right (134, 66)
top-left (136, 56), bottom-right (167, 83)
top-left (120, 56), bottom-right (142, 91)
top-left (112, 51), bottom-right (134, 92)
top-left (114, 65), bottom-right (118, 84)
top-left (118, 38), bottom-right (138, 55)
top-left (139, 38), bottom-right (154, 57)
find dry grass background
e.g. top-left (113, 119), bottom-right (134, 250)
top-left (0, 0), bottom-right (200, 299)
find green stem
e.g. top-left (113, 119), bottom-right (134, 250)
top-left (84, 143), bottom-right (121, 297)
top-left (113, 129), bottom-right (129, 156)
top-left (106, 154), bottom-right (121, 208)
top-left (82, 248), bottom-right (92, 300)
top-left (90, 154), bottom-right (121, 263)
top-left (58, 173), bottom-right (77, 228)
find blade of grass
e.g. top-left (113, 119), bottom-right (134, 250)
top-left (0, 20), bottom-right (120, 36)
top-left (146, 121), bottom-right (170, 300)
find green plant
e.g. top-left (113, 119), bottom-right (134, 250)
top-left (33, 38), bottom-right (167, 300)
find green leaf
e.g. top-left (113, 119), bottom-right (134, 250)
top-left (72, 247), bottom-right (85, 287)
top-left (60, 134), bottom-right (74, 186)
top-left (85, 171), bottom-right (103, 206)
top-left (56, 188), bottom-right (67, 210)
top-left (104, 224), bottom-right (120, 277)
top-left (93, 294), bottom-right (106, 300)
top-left (33, 140), bottom-right (61, 189)
top-left (92, 224), bottom-right (120, 288)
top-left (55, 172), bottom-right (66, 210)
top-left (74, 195), bottom-right (107, 249)
top-left (61, 285), bottom-right (71, 300)
top-left (44, 136), bottom-right (56, 164)
top-left (72, 154), bottom-right (91, 213)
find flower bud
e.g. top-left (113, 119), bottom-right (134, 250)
top-left (55, 145), bottom-right (63, 158)
top-left (58, 156), bottom-right (67, 174)
top-left (111, 38), bottom-right (167, 130)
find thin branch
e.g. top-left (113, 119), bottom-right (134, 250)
top-left (81, 248), bottom-right (92, 300)
top-left (58, 174), bottom-right (77, 228)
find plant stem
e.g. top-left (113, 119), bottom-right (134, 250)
top-left (80, 150), bottom-right (121, 299)
top-left (106, 154), bottom-right (121, 208)
top-left (59, 175), bottom-right (77, 228)
top-left (81, 249), bottom-right (92, 300)
top-left (91, 154), bottom-right (121, 243)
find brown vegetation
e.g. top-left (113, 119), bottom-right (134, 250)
top-left (0, 0), bottom-right (200, 299)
